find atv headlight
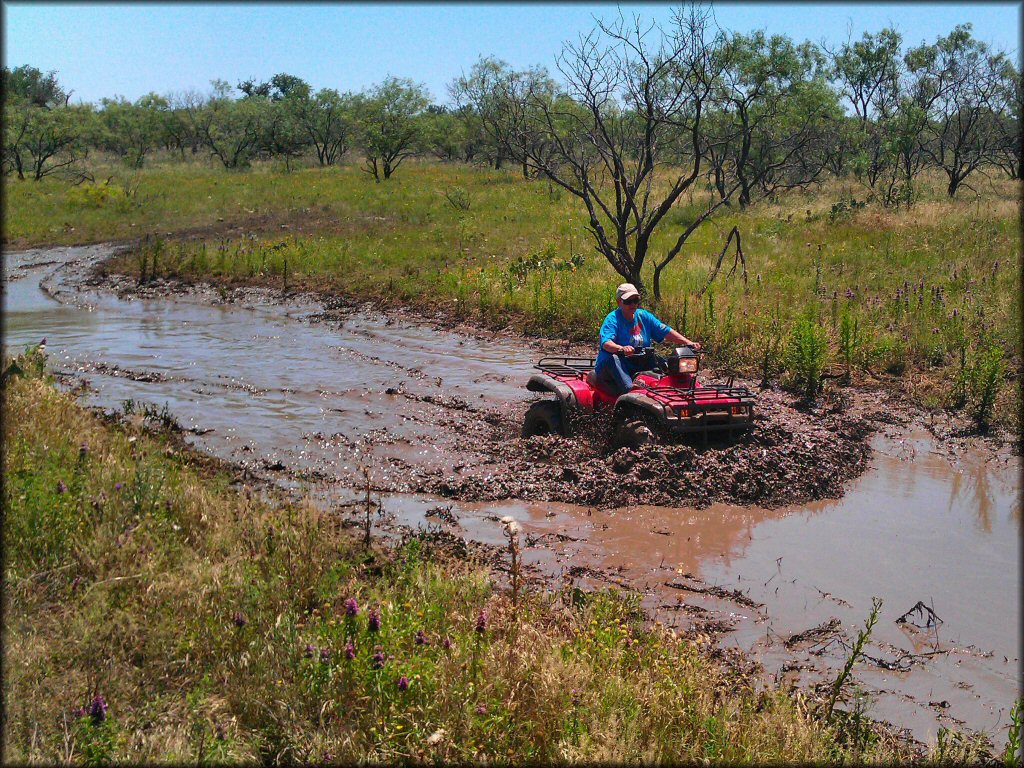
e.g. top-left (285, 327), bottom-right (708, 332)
top-left (678, 357), bottom-right (698, 373)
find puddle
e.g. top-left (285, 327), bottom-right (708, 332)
top-left (3, 244), bottom-right (1020, 749)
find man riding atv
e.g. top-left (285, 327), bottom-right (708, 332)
top-left (596, 283), bottom-right (701, 396)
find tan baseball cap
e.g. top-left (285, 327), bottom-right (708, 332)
top-left (616, 283), bottom-right (640, 301)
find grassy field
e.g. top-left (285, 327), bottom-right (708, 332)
top-left (6, 348), bottom-right (980, 764)
top-left (4, 157), bottom-right (1020, 431)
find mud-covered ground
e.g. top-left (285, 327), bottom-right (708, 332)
top-left (413, 386), bottom-right (886, 509)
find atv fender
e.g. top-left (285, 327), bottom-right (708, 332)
top-left (526, 373), bottom-right (578, 435)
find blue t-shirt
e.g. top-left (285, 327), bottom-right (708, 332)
top-left (595, 308), bottom-right (671, 368)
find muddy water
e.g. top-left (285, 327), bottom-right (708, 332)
top-left (3, 245), bottom-right (1020, 749)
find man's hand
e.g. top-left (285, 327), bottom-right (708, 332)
top-left (689, 341), bottom-right (702, 352)
top-left (621, 345), bottom-right (636, 356)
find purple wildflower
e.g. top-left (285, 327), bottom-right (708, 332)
top-left (476, 703), bottom-right (487, 715)
top-left (344, 640), bottom-right (356, 660)
top-left (73, 706), bottom-right (88, 718)
top-left (79, 444), bottom-right (88, 459)
top-left (368, 608), bottom-right (381, 632)
top-left (371, 651), bottom-right (386, 670)
top-left (415, 629), bottom-right (428, 646)
top-left (320, 648), bottom-right (331, 662)
top-left (88, 695), bottom-right (108, 725)
top-left (475, 609), bottom-right (488, 635)
top-left (215, 724), bottom-right (226, 741)
top-left (443, 636), bottom-right (453, 650)
top-left (344, 597), bottom-right (359, 617)
top-left (303, 643), bottom-right (316, 659)
top-left (231, 611), bottom-right (247, 628)
top-left (56, 480), bottom-right (67, 494)
top-left (114, 482), bottom-right (123, 491)
top-left (397, 675), bottom-right (410, 691)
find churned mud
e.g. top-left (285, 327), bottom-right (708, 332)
top-left (415, 387), bottom-right (884, 509)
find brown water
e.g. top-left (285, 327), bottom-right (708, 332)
top-left (4, 245), bottom-right (1020, 749)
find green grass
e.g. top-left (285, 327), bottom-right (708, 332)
top-left (5, 156), bottom-right (1021, 432)
top-left (7, 347), bottom-right (977, 764)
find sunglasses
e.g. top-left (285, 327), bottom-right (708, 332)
top-left (623, 297), bottom-right (640, 305)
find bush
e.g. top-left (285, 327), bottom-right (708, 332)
top-left (785, 314), bottom-right (828, 398)
top-left (969, 342), bottom-right (1005, 430)
top-left (66, 178), bottom-right (134, 212)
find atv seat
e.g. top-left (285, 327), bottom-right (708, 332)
top-left (586, 369), bottom-right (620, 398)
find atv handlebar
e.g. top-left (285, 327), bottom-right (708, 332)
top-left (616, 343), bottom-right (703, 357)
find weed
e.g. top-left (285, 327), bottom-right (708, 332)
top-left (444, 185), bottom-right (471, 211)
top-left (839, 309), bottom-right (860, 384)
top-left (969, 341), bottom-right (1005, 431)
top-left (825, 597), bottom-right (882, 722)
top-left (1004, 697), bottom-right (1023, 767)
top-left (785, 312), bottom-right (829, 399)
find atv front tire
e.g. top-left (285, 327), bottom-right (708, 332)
top-left (522, 400), bottom-right (565, 437)
top-left (614, 418), bottom-right (654, 449)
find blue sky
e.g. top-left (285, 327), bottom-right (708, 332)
top-left (4, 3), bottom-right (1020, 105)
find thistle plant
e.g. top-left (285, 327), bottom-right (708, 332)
top-left (500, 516), bottom-right (522, 609)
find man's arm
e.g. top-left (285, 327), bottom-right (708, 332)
top-left (600, 313), bottom-right (634, 355)
top-left (664, 328), bottom-right (701, 350)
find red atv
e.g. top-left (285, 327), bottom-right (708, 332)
top-left (523, 346), bottom-right (755, 446)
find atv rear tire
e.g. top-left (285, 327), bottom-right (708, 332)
top-left (522, 400), bottom-right (565, 437)
top-left (614, 418), bottom-right (654, 449)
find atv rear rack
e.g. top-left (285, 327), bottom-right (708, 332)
top-left (535, 357), bottom-right (596, 379)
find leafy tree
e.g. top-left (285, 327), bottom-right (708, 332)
top-left (4, 102), bottom-right (91, 180)
top-left (828, 29), bottom-right (903, 193)
top-left (260, 98), bottom-right (308, 170)
top-left (450, 56), bottom-right (557, 176)
top-left (186, 81), bottom-right (266, 169)
top-left (3, 66), bottom-right (87, 180)
top-left (2, 64), bottom-right (69, 108)
top-left (95, 93), bottom-right (169, 167)
top-left (707, 31), bottom-right (838, 208)
top-left (356, 76), bottom-right (430, 181)
top-left (295, 88), bottom-right (356, 166)
top-left (993, 61), bottom-right (1023, 179)
top-left (421, 105), bottom-right (466, 162)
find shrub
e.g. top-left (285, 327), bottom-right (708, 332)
top-left (785, 314), bottom-right (828, 398)
top-left (969, 342), bottom-right (1005, 430)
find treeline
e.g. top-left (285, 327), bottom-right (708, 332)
top-left (3, 16), bottom-right (1020, 202)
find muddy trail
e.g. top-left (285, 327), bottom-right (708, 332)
top-left (3, 244), bottom-right (1020, 751)
top-left (73, 244), bottom-right (890, 511)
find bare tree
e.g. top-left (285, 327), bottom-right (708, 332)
top-left (500, 7), bottom-right (725, 300)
